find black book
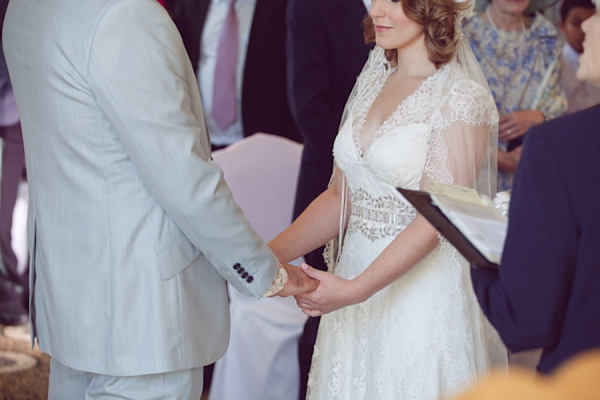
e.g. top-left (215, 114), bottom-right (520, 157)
top-left (397, 183), bottom-right (507, 269)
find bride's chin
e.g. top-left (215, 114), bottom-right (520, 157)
top-left (375, 41), bottom-right (397, 52)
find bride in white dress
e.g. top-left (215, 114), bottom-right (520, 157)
top-left (269, 0), bottom-right (507, 398)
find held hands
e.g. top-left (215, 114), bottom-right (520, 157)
top-left (294, 263), bottom-right (365, 317)
top-left (498, 110), bottom-right (545, 142)
top-left (275, 263), bottom-right (320, 297)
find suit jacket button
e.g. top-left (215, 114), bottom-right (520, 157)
top-left (233, 263), bottom-right (241, 270)
top-left (238, 267), bottom-right (245, 275)
top-left (242, 272), bottom-right (248, 279)
top-left (247, 276), bottom-right (254, 283)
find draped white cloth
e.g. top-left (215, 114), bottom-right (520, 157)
top-left (209, 133), bottom-right (308, 400)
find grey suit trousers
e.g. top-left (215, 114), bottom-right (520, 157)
top-left (48, 358), bottom-right (204, 400)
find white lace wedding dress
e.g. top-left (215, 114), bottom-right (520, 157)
top-left (306, 47), bottom-right (507, 400)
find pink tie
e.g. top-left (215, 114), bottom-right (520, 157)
top-left (212, 0), bottom-right (239, 131)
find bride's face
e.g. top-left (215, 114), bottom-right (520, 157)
top-left (369, 0), bottom-right (424, 53)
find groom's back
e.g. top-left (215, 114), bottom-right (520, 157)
top-left (3, 0), bottom-right (119, 220)
top-left (3, 0), bottom-right (234, 376)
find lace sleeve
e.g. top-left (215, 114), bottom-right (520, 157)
top-left (338, 47), bottom-right (388, 136)
top-left (422, 77), bottom-right (498, 198)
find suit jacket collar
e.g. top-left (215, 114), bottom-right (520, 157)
top-left (337, 0), bottom-right (369, 13)
top-left (337, 0), bottom-right (371, 56)
top-left (196, 0), bottom-right (212, 44)
top-left (243, 0), bottom-right (274, 77)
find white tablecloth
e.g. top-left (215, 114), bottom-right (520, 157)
top-left (210, 133), bottom-right (308, 400)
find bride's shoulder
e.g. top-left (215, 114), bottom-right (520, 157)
top-left (443, 67), bottom-right (494, 106)
top-left (451, 79), bottom-right (493, 104)
top-left (436, 66), bottom-right (497, 122)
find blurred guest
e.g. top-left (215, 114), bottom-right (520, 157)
top-left (449, 350), bottom-right (600, 400)
top-left (0, 0), bottom-right (28, 327)
top-left (170, 0), bottom-right (300, 151)
top-left (470, 1), bottom-right (600, 373)
top-left (285, 0), bottom-right (373, 397)
top-left (463, 0), bottom-right (567, 191)
top-left (559, 0), bottom-right (600, 113)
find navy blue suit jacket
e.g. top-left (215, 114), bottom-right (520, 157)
top-left (471, 105), bottom-right (600, 373)
top-left (287, 0), bottom-right (373, 227)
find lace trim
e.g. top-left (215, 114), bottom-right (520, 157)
top-left (311, 45), bottom-right (506, 400)
top-left (351, 61), bottom-right (449, 159)
top-left (351, 204), bottom-right (405, 226)
top-left (346, 188), bottom-right (416, 241)
top-left (261, 263), bottom-right (288, 297)
top-left (326, 45), bottom-right (499, 267)
top-left (350, 48), bottom-right (392, 159)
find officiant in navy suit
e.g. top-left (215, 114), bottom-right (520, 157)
top-left (470, 5), bottom-right (600, 373)
top-left (285, 0), bottom-right (373, 397)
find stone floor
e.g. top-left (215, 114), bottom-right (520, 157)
top-left (0, 324), bottom-right (213, 400)
top-left (0, 324), bottom-right (49, 399)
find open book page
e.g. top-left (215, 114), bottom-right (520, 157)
top-left (428, 181), bottom-right (492, 206)
top-left (425, 182), bottom-right (507, 265)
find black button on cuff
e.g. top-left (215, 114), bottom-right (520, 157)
top-left (246, 276), bottom-right (254, 283)
top-left (238, 267), bottom-right (245, 275)
top-left (242, 272), bottom-right (248, 279)
top-left (233, 263), bottom-right (241, 270)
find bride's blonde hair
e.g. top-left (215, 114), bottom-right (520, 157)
top-left (363, 0), bottom-right (470, 68)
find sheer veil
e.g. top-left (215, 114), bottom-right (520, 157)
top-left (454, 6), bottom-right (499, 198)
top-left (323, 0), bottom-right (498, 270)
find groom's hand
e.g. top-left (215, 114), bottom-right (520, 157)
top-left (276, 263), bottom-right (319, 297)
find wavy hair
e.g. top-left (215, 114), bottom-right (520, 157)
top-left (364, 0), bottom-right (470, 68)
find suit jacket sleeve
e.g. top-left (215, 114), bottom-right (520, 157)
top-left (86, 0), bottom-right (278, 298)
top-left (471, 124), bottom-right (577, 352)
top-left (286, 0), bottom-right (340, 167)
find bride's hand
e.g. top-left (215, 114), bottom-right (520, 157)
top-left (294, 263), bottom-right (364, 317)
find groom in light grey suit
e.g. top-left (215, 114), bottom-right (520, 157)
top-left (2, 0), bottom-right (315, 397)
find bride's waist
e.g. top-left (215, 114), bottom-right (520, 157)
top-left (350, 203), bottom-right (414, 226)
top-left (345, 188), bottom-right (416, 239)
top-left (347, 202), bottom-right (416, 240)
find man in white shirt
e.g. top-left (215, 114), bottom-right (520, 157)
top-left (171, 0), bottom-right (300, 150)
top-left (559, 0), bottom-right (600, 114)
top-left (170, 0), bottom-right (302, 392)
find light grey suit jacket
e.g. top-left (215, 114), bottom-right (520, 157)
top-left (3, 0), bottom-right (279, 376)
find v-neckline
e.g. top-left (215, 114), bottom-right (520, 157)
top-left (353, 65), bottom-right (444, 160)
